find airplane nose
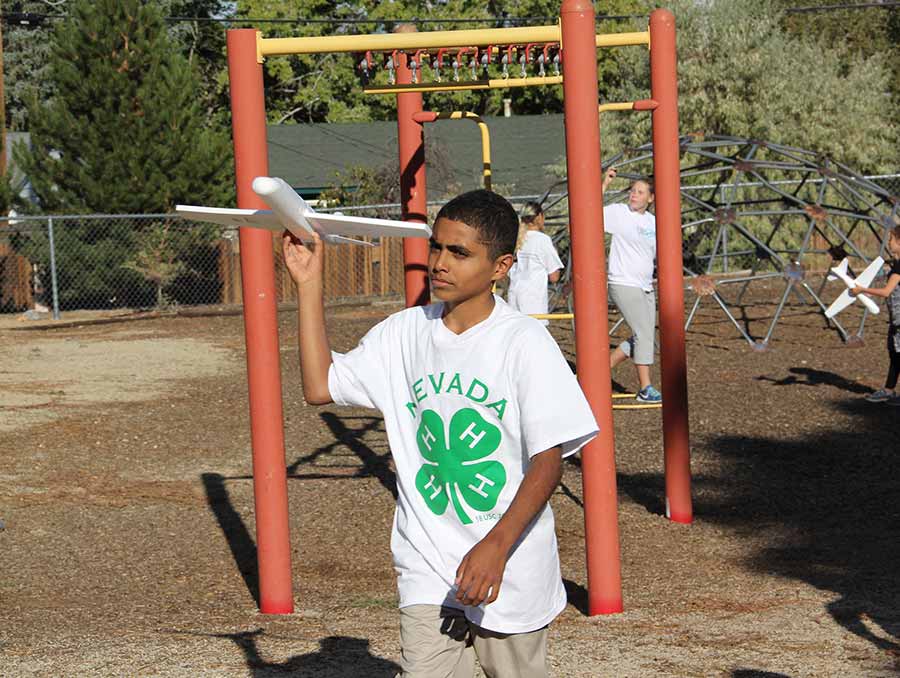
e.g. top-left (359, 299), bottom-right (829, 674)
top-left (252, 176), bottom-right (280, 196)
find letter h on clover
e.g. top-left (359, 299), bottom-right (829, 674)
top-left (414, 409), bottom-right (507, 525)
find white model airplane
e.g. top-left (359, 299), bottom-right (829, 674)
top-left (176, 176), bottom-right (430, 246)
top-left (824, 256), bottom-right (884, 318)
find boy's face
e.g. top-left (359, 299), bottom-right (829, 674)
top-left (429, 217), bottom-right (513, 304)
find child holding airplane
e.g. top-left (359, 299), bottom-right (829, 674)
top-left (283, 189), bottom-right (598, 677)
top-left (853, 224), bottom-right (900, 404)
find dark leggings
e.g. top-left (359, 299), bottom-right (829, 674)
top-left (887, 327), bottom-right (900, 390)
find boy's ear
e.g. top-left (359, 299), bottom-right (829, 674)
top-left (492, 253), bottom-right (515, 280)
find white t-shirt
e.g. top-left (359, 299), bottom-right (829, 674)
top-left (508, 230), bottom-right (564, 320)
top-left (603, 202), bottom-right (657, 291)
top-left (328, 297), bottom-right (598, 633)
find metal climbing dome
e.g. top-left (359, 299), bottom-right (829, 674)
top-left (545, 135), bottom-right (899, 348)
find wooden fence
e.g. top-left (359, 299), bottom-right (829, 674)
top-left (0, 242), bottom-right (33, 311)
top-left (219, 236), bottom-right (408, 305)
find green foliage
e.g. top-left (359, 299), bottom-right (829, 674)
top-left (12, 0), bottom-right (235, 308)
top-left (238, 0), bottom-right (644, 123)
top-left (15, 0), bottom-right (233, 213)
top-left (776, 0), bottom-right (900, 110)
top-left (14, 219), bottom-right (151, 309)
top-left (2, 2), bottom-right (57, 132)
top-left (161, 0), bottom-right (234, 120)
top-left (605, 0), bottom-right (897, 173)
top-left (123, 221), bottom-right (189, 308)
top-left (4, 2), bottom-right (232, 131)
top-left (320, 141), bottom-right (458, 213)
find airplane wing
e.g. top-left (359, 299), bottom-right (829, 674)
top-left (305, 212), bottom-right (431, 240)
top-left (177, 204), bottom-right (431, 241)
top-left (177, 176), bottom-right (432, 244)
top-left (175, 205), bottom-right (283, 230)
top-left (825, 289), bottom-right (856, 319)
top-left (856, 256), bottom-right (885, 288)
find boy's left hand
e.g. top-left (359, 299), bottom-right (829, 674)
top-left (455, 534), bottom-right (508, 607)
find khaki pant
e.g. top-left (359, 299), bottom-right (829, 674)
top-left (397, 604), bottom-right (549, 678)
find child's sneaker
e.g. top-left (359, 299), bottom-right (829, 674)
top-left (865, 389), bottom-right (895, 403)
top-left (636, 385), bottom-right (662, 403)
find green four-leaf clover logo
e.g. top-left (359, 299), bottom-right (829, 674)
top-left (414, 408), bottom-right (507, 525)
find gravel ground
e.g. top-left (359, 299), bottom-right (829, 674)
top-left (0, 288), bottom-right (898, 677)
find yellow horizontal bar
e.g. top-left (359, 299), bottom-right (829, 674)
top-left (528, 312), bottom-right (573, 320)
top-left (599, 101), bottom-right (635, 113)
top-left (258, 27), bottom-right (649, 57)
top-left (365, 76), bottom-right (563, 95)
top-left (613, 403), bottom-right (662, 410)
top-left (596, 31), bottom-right (650, 48)
top-left (259, 25), bottom-right (560, 56)
top-left (612, 393), bottom-right (638, 399)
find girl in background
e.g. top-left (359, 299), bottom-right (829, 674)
top-left (602, 167), bottom-right (661, 403)
top-left (508, 201), bottom-right (564, 325)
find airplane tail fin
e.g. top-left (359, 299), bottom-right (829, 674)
top-left (827, 258), bottom-right (849, 282)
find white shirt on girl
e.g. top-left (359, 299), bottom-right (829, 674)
top-left (508, 230), bottom-right (564, 320)
top-left (603, 202), bottom-right (657, 291)
top-left (328, 296), bottom-right (598, 633)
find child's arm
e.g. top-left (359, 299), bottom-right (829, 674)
top-left (454, 446), bottom-right (563, 607)
top-left (283, 232), bottom-right (333, 405)
top-left (852, 272), bottom-right (900, 299)
top-left (548, 269), bottom-right (562, 284)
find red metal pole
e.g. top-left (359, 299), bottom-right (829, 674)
top-left (396, 50), bottom-right (430, 308)
top-left (649, 10), bottom-right (693, 524)
top-left (226, 29), bottom-right (294, 613)
top-left (560, 0), bottom-right (623, 615)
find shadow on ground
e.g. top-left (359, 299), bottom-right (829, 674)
top-left (754, 366), bottom-right (871, 394)
top-left (202, 472), bottom-right (260, 607)
top-left (177, 629), bottom-right (400, 677)
top-left (202, 411), bottom-right (397, 613)
top-left (616, 395), bottom-right (900, 659)
top-left (287, 412), bottom-right (396, 499)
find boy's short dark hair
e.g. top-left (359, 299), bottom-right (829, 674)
top-left (435, 189), bottom-right (519, 260)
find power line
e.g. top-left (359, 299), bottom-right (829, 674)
top-left (2, 2), bottom-right (897, 27)
top-left (0, 12), bottom-right (642, 26)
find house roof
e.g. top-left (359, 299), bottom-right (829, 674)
top-left (266, 114), bottom-right (567, 200)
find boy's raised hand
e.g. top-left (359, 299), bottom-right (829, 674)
top-left (283, 231), bottom-right (324, 287)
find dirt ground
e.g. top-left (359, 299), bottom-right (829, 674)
top-left (1, 287), bottom-right (898, 677)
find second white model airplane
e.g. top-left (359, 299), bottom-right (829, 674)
top-left (176, 176), bottom-right (431, 246)
top-left (824, 256), bottom-right (884, 318)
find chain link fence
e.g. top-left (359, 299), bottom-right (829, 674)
top-left (2, 177), bottom-right (896, 319)
top-left (0, 212), bottom-right (410, 318)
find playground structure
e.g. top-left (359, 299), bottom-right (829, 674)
top-left (542, 137), bottom-right (899, 348)
top-left (224, 2), bottom-right (689, 618)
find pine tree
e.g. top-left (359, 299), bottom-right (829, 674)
top-left (2, 1), bottom-right (57, 132)
top-left (12, 0), bottom-right (235, 308)
top-left (16, 0), bottom-right (232, 214)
